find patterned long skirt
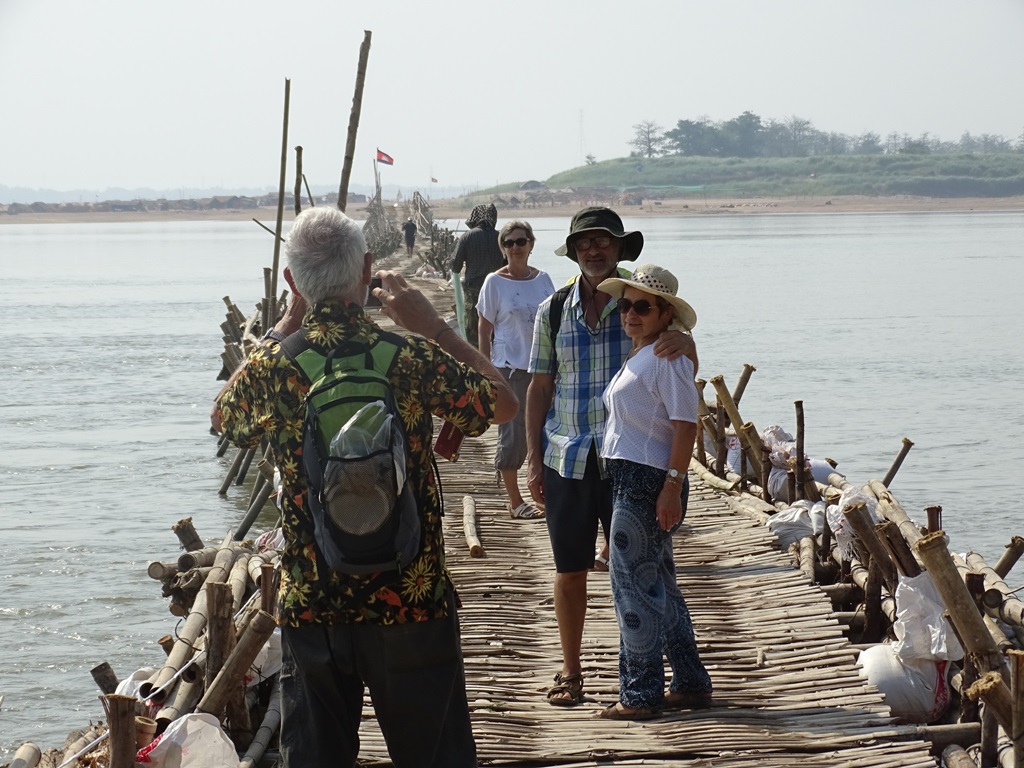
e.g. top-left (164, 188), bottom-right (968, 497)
top-left (606, 458), bottom-right (712, 709)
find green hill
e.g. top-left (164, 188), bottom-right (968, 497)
top-left (490, 154), bottom-right (1024, 198)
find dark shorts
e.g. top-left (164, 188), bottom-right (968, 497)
top-left (543, 445), bottom-right (613, 573)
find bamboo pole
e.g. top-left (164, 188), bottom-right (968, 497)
top-left (197, 610), bottom-right (277, 717)
top-left (966, 672), bottom-right (1015, 736)
top-left (239, 678), bottom-right (281, 768)
top-left (147, 561), bottom-right (178, 580)
top-left (868, 479), bottom-right (925, 548)
top-left (134, 716), bottom-right (157, 750)
top-left (234, 481), bottom-right (275, 541)
top-left (1010, 649), bottom-right (1024, 768)
top-left (844, 503), bottom-right (898, 594)
top-left (228, 552), bottom-right (252, 611)
top-left (876, 521), bottom-right (923, 577)
top-left (967, 552), bottom-right (1024, 630)
top-left (941, 744), bottom-right (977, 768)
top-left (100, 694), bottom-right (136, 768)
top-left (260, 562), bottom-right (277, 615)
top-left (714, 405), bottom-right (726, 478)
top-left (882, 437), bottom-right (914, 487)
top-left (219, 448), bottom-right (247, 495)
top-left (178, 546), bottom-right (220, 571)
top-left (9, 742), bottom-right (41, 768)
top-left (709, 376), bottom-right (763, 478)
top-left (463, 495), bottom-right (484, 557)
top-left (205, 582), bottom-right (233, 704)
top-left (90, 662), bottom-right (118, 695)
top-left (926, 505), bottom-right (943, 533)
top-left (338, 31), bottom-right (372, 212)
top-left (915, 531), bottom-right (1005, 675)
top-left (172, 517), bottom-right (204, 552)
top-left (294, 145), bottom-right (303, 215)
top-left (155, 676), bottom-right (203, 729)
top-left (798, 536), bottom-right (816, 584)
top-left (995, 536), bottom-right (1024, 579)
top-left (795, 400), bottom-right (806, 497)
top-left (270, 78), bottom-right (290, 306)
top-left (143, 537), bottom-right (240, 702)
top-left (731, 363), bottom-right (756, 405)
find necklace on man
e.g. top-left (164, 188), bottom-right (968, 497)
top-left (579, 272), bottom-right (607, 337)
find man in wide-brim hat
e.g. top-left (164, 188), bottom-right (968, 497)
top-left (525, 206), bottom-right (698, 708)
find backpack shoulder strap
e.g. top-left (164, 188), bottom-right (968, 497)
top-left (547, 284), bottom-right (574, 348)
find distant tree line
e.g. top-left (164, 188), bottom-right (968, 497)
top-left (628, 112), bottom-right (1024, 159)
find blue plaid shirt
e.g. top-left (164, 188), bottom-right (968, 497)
top-left (529, 281), bottom-right (631, 479)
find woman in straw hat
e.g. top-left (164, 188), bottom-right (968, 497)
top-left (594, 264), bottom-right (712, 720)
top-left (477, 220), bottom-right (554, 519)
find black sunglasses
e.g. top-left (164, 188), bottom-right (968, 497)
top-left (616, 297), bottom-right (662, 317)
top-left (502, 237), bottom-right (530, 249)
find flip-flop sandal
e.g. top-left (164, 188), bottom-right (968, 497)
top-left (547, 672), bottom-right (584, 706)
top-left (592, 553), bottom-right (610, 572)
top-left (664, 691), bottom-right (713, 710)
top-left (597, 702), bottom-right (660, 721)
top-left (510, 502), bottom-right (545, 519)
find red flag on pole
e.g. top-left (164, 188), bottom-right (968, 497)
top-left (375, 149), bottom-right (394, 165)
top-left (431, 177), bottom-right (438, 183)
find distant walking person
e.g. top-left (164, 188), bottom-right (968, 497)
top-left (402, 217), bottom-right (417, 257)
top-left (451, 202), bottom-right (504, 347)
top-left (477, 219), bottom-right (555, 520)
top-left (596, 264), bottom-right (712, 720)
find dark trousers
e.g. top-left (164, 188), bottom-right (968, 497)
top-left (279, 593), bottom-right (476, 768)
top-left (463, 280), bottom-right (483, 347)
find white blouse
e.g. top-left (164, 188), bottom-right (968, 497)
top-left (601, 345), bottom-right (697, 470)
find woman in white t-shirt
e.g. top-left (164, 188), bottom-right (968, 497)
top-left (477, 220), bottom-right (555, 519)
top-left (595, 264), bottom-right (712, 720)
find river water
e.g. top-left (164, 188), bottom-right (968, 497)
top-left (1, 211), bottom-right (1022, 757)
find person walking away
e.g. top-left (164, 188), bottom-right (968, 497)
top-left (402, 217), bottom-right (417, 257)
top-left (213, 207), bottom-right (517, 767)
top-left (525, 207), bottom-right (697, 707)
top-left (451, 202), bottom-right (504, 347)
top-left (477, 219), bottom-right (554, 519)
top-left (595, 264), bottom-right (712, 720)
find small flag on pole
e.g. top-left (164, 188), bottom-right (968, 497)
top-left (375, 149), bottom-right (394, 165)
top-left (431, 177), bottom-right (438, 183)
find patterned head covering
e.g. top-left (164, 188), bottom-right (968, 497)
top-left (466, 203), bottom-right (497, 229)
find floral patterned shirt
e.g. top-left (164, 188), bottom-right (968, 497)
top-left (218, 299), bottom-right (496, 627)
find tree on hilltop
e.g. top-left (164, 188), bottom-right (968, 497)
top-left (629, 120), bottom-right (667, 158)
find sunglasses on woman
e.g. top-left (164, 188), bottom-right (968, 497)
top-left (616, 297), bottom-right (663, 317)
top-left (502, 237), bottom-right (531, 249)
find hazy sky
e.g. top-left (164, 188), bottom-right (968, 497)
top-left (2, 0), bottom-right (1022, 195)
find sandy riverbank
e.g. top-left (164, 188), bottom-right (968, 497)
top-left (3, 195), bottom-right (1024, 225)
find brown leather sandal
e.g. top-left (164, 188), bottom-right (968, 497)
top-left (547, 672), bottom-right (584, 706)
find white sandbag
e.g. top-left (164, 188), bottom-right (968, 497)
top-left (858, 644), bottom-right (952, 724)
top-left (136, 712), bottom-right (238, 767)
top-left (766, 501), bottom-right (825, 550)
top-left (892, 573), bottom-right (965, 661)
top-left (246, 628), bottom-right (282, 688)
top-left (114, 667), bottom-right (158, 699)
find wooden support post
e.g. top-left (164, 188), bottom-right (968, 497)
top-left (260, 562), bottom-right (277, 616)
top-left (844, 503), bottom-right (898, 594)
top-left (101, 694), bottom-right (137, 768)
top-left (463, 495), bottom-right (484, 557)
top-left (926, 505), bottom-right (943, 533)
top-left (90, 662), bottom-right (119, 695)
top-left (881, 437), bottom-right (914, 487)
top-left (205, 583), bottom-right (233, 709)
top-left (710, 376), bottom-right (763, 478)
top-left (1010, 649), bottom-right (1024, 768)
top-left (338, 31), bottom-right (372, 212)
top-left (219, 448), bottom-right (247, 495)
top-left (198, 610), bottom-right (277, 717)
top-left (794, 400), bottom-right (806, 497)
top-left (714, 404), bottom-right (727, 478)
top-left (995, 536), bottom-right (1024, 579)
top-left (862, 558), bottom-right (884, 644)
top-left (158, 635), bottom-right (175, 656)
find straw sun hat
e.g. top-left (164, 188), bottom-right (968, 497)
top-left (597, 264), bottom-right (697, 331)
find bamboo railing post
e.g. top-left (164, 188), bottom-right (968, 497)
top-left (795, 400), bottom-right (806, 496)
top-left (995, 536), bottom-right (1024, 579)
top-left (239, 678), bottom-right (281, 768)
top-left (197, 610), bottom-right (277, 717)
top-left (234, 482), bottom-right (275, 542)
top-left (882, 437), bottom-right (914, 487)
top-left (876, 521), bottom-right (923, 577)
top-left (8, 742), bottom-right (41, 768)
top-left (738, 421), bottom-right (766, 480)
top-left (915, 532), bottom-right (1006, 676)
top-left (966, 672), bottom-right (1016, 740)
top-left (270, 78), bottom-right (290, 306)
top-left (101, 694), bottom-right (137, 768)
top-left (844, 503), bottom-right (898, 594)
top-left (731, 363), bottom-right (756, 405)
top-left (863, 559), bottom-right (884, 644)
top-left (172, 517), bottom-right (205, 552)
top-left (90, 662), bottom-right (119, 695)
top-left (709, 376), bottom-right (763, 478)
top-left (205, 583), bottom-right (233, 704)
top-left (714, 404), bottom-right (726, 478)
top-left (260, 562), bottom-right (277, 615)
top-left (1010, 649), bottom-right (1024, 768)
top-left (219, 448), bottom-right (247, 495)
top-left (926, 505), bottom-right (943, 533)
top-left (338, 31), bottom-right (372, 212)
top-left (294, 145), bottom-right (303, 216)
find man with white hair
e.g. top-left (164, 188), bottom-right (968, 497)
top-left (214, 206), bottom-right (517, 767)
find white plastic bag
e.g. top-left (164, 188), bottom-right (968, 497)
top-left (246, 628), bottom-right (283, 688)
top-left (136, 713), bottom-right (237, 767)
top-left (892, 573), bottom-right (965, 661)
top-left (858, 644), bottom-right (952, 723)
top-left (114, 667), bottom-right (157, 699)
top-left (766, 500), bottom-right (825, 550)
top-left (826, 488), bottom-right (883, 562)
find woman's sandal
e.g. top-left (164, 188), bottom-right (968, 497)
top-left (510, 502), bottom-right (545, 519)
top-left (597, 702), bottom-right (660, 721)
top-left (547, 672), bottom-right (584, 707)
top-left (592, 553), bottom-right (610, 572)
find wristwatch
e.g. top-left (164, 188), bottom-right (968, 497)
top-left (666, 468), bottom-right (683, 484)
top-left (260, 328), bottom-right (287, 344)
